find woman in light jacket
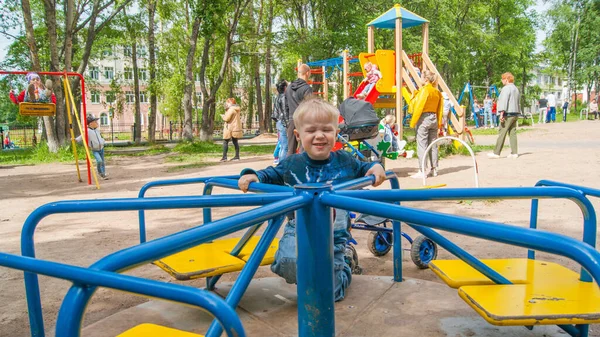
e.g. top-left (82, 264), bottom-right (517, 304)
top-left (221, 98), bottom-right (243, 161)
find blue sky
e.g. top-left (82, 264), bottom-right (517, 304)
top-left (0, 2), bottom-right (552, 66)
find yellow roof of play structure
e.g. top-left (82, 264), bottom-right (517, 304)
top-left (367, 4), bottom-right (429, 29)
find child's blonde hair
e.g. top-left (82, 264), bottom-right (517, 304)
top-left (383, 115), bottom-right (396, 124)
top-left (293, 97), bottom-right (339, 129)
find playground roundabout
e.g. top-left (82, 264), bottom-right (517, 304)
top-left (1, 120), bottom-right (600, 337)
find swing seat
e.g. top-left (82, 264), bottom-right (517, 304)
top-left (19, 102), bottom-right (56, 117)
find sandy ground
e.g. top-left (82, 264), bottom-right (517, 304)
top-left (1, 119), bottom-right (600, 337)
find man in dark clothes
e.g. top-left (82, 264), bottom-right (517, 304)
top-left (285, 64), bottom-right (313, 155)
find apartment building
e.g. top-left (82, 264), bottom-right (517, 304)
top-left (528, 66), bottom-right (568, 110)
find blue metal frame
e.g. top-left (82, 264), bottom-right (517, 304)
top-left (12, 173), bottom-right (600, 337)
top-left (335, 187), bottom-right (597, 283)
top-left (530, 180), bottom-right (600, 264)
top-left (21, 194), bottom-right (303, 337)
top-left (0, 253), bottom-right (245, 337)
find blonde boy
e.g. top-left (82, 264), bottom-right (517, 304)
top-left (238, 97), bottom-right (385, 301)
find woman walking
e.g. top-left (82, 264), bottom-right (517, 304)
top-left (410, 70), bottom-right (443, 179)
top-left (221, 98), bottom-right (242, 162)
top-left (488, 72), bottom-right (520, 159)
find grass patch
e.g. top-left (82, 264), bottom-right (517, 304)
top-left (173, 141), bottom-right (276, 156)
top-left (167, 161), bottom-right (219, 172)
top-left (106, 145), bottom-right (171, 157)
top-left (0, 144), bottom-right (83, 165)
top-left (470, 127), bottom-right (532, 136)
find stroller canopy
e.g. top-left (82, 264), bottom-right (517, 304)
top-left (339, 98), bottom-right (379, 127)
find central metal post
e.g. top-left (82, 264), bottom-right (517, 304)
top-left (295, 183), bottom-right (335, 337)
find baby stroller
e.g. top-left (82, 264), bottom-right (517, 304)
top-left (334, 98), bottom-right (381, 163)
top-left (351, 213), bottom-right (438, 269)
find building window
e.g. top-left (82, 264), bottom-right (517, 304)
top-left (140, 91), bottom-right (148, 103)
top-left (104, 67), bottom-right (114, 80)
top-left (124, 45), bottom-right (132, 57)
top-left (138, 46), bottom-right (147, 57)
top-left (90, 91), bottom-right (100, 104)
top-left (125, 91), bottom-right (135, 103)
top-left (102, 49), bottom-right (113, 57)
top-left (100, 113), bottom-right (109, 126)
top-left (89, 66), bottom-right (99, 80)
top-left (124, 67), bottom-right (133, 80)
top-left (139, 69), bottom-right (147, 81)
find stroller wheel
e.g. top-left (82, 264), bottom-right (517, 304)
top-left (368, 231), bottom-right (393, 256)
top-left (410, 235), bottom-right (438, 269)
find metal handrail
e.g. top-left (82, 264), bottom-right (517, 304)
top-left (21, 194), bottom-right (303, 337)
top-left (55, 196), bottom-right (309, 337)
top-left (335, 187), bottom-right (597, 282)
top-left (137, 175), bottom-right (239, 243)
top-left (529, 180), bottom-right (600, 261)
top-left (320, 193), bottom-right (600, 285)
top-left (0, 253), bottom-right (245, 337)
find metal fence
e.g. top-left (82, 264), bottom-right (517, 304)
top-left (0, 122), bottom-right (264, 149)
top-left (0, 124), bottom-right (39, 149)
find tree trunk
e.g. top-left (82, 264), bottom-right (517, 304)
top-left (147, 0), bottom-right (157, 142)
top-left (42, 0), bottom-right (67, 146)
top-left (247, 82), bottom-right (255, 130)
top-left (23, 0), bottom-right (59, 152)
top-left (198, 0), bottom-right (250, 141)
top-left (253, 0), bottom-right (264, 133)
top-left (182, 17), bottom-right (201, 141)
top-left (264, 0), bottom-right (274, 133)
top-left (132, 42), bottom-right (142, 144)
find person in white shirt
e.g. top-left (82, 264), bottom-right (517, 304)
top-left (76, 115), bottom-right (108, 179)
top-left (590, 99), bottom-right (599, 120)
top-left (546, 93), bottom-right (557, 123)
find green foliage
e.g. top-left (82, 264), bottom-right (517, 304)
top-left (0, 143), bottom-right (80, 164)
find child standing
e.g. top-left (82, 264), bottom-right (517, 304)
top-left (9, 72), bottom-right (56, 104)
top-left (238, 97), bottom-right (386, 301)
top-left (76, 115), bottom-right (108, 180)
top-left (356, 62), bottom-right (381, 99)
top-left (483, 94), bottom-right (494, 127)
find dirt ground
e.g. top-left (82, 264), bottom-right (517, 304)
top-left (1, 119), bottom-right (600, 337)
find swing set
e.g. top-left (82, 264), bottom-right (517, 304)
top-left (1, 70), bottom-right (101, 188)
top-left (454, 83), bottom-right (499, 129)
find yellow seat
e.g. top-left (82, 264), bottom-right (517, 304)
top-left (459, 278), bottom-right (600, 326)
top-left (19, 102), bottom-right (56, 117)
top-left (154, 237), bottom-right (279, 281)
top-left (429, 258), bottom-right (569, 288)
top-left (117, 323), bottom-right (203, 336)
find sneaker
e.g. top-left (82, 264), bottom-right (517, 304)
top-left (27, 84), bottom-right (36, 100)
top-left (487, 153), bottom-right (501, 159)
top-left (506, 154), bottom-right (519, 159)
top-left (219, 157), bottom-right (227, 162)
top-left (431, 168), bottom-right (438, 177)
top-left (410, 170), bottom-right (425, 179)
top-left (273, 158), bottom-right (279, 165)
top-left (45, 79), bottom-right (53, 97)
top-left (230, 157), bottom-right (240, 161)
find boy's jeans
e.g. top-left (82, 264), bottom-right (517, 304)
top-left (276, 121), bottom-right (288, 162)
top-left (271, 209), bottom-right (352, 302)
top-left (92, 148), bottom-right (106, 176)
